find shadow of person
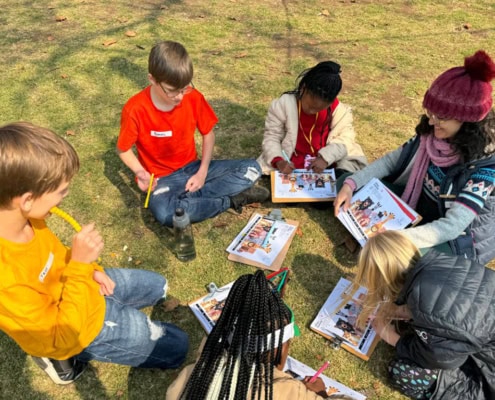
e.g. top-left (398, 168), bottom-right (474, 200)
top-left (126, 300), bottom-right (205, 399)
top-left (0, 333), bottom-right (52, 399)
top-left (101, 144), bottom-right (176, 255)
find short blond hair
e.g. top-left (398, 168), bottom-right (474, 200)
top-left (0, 122), bottom-right (79, 208)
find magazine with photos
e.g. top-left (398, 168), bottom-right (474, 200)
top-left (337, 178), bottom-right (421, 247)
top-left (189, 281), bottom-right (234, 334)
top-left (310, 277), bottom-right (379, 361)
top-left (271, 169), bottom-right (337, 202)
top-left (226, 213), bottom-right (298, 270)
top-left (284, 356), bottom-right (366, 400)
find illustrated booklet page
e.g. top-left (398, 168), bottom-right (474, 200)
top-left (337, 178), bottom-right (421, 247)
top-left (310, 277), bottom-right (379, 361)
top-left (284, 356), bottom-right (366, 400)
top-left (226, 213), bottom-right (298, 271)
top-left (271, 169), bottom-right (337, 202)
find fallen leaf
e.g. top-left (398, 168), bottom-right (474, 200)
top-left (55, 16), bottom-right (67, 22)
top-left (116, 390), bottom-right (124, 397)
top-left (296, 227), bottom-right (303, 237)
top-left (136, 44), bottom-right (145, 50)
top-left (134, 260), bottom-right (142, 265)
top-left (110, 252), bottom-right (118, 258)
top-left (47, 35), bottom-right (55, 41)
top-left (234, 52), bottom-right (248, 58)
top-left (61, 74), bottom-right (68, 79)
top-left (208, 50), bottom-right (222, 55)
top-left (213, 222), bottom-right (228, 228)
top-left (162, 298), bottom-right (180, 312)
top-left (463, 23), bottom-right (472, 30)
top-left (117, 17), bottom-right (128, 23)
top-left (125, 30), bottom-right (136, 37)
top-left (103, 39), bottom-right (117, 47)
top-left (65, 130), bottom-right (75, 136)
top-left (228, 16), bottom-right (238, 21)
top-left (315, 354), bottom-right (323, 360)
top-left (320, 9), bottom-right (330, 16)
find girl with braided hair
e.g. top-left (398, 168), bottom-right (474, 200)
top-left (257, 61), bottom-right (367, 178)
top-left (166, 270), bottom-right (343, 400)
top-left (335, 50), bottom-right (495, 264)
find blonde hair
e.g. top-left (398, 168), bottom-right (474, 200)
top-left (352, 231), bottom-right (421, 327)
top-left (0, 122), bottom-right (79, 208)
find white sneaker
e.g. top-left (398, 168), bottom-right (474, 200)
top-left (31, 356), bottom-right (87, 385)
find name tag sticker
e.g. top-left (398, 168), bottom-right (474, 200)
top-left (151, 130), bottom-right (172, 138)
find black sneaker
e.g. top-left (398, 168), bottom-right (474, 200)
top-left (230, 185), bottom-right (270, 213)
top-left (31, 356), bottom-right (88, 385)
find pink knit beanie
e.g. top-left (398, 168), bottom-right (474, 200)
top-left (423, 50), bottom-right (495, 122)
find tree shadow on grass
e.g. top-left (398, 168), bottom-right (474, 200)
top-left (0, 332), bottom-right (109, 400)
top-left (126, 301), bottom-right (205, 399)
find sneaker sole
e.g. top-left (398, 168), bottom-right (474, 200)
top-left (32, 357), bottom-right (75, 385)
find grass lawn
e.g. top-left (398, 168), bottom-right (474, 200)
top-left (0, 0), bottom-right (494, 399)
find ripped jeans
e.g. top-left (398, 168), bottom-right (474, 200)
top-left (149, 159), bottom-right (261, 227)
top-left (76, 268), bottom-right (188, 369)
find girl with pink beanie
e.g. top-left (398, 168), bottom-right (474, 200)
top-left (334, 50), bottom-right (495, 264)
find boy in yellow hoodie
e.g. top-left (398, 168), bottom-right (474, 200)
top-left (0, 122), bottom-right (188, 384)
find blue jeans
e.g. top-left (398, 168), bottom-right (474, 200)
top-left (76, 268), bottom-right (188, 369)
top-left (149, 159), bottom-right (261, 226)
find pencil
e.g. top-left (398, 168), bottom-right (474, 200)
top-left (309, 361), bottom-right (330, 383)
top-left (144, 173), bottom-right (154, 209)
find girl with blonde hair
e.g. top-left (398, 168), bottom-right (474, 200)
top-left (351, 231), bottom-right (495, 399)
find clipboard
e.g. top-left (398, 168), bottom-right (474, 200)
top-left (226, 212), bottom-right (299, 271)
top-left (270, 169), bottom-right (337, 203)
top-left (310, 277), bottom-right (380, 361)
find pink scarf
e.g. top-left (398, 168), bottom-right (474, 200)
top-left (401, 134), bottom-right (460, 208)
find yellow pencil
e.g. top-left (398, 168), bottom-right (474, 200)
top-left (144, 173), bottom-right (155, 208)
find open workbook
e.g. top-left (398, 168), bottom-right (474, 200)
top-left (271, 169), bottom-right (337, 202)
top-left (337, 178), bottom-right (421, 247)
top-left (310, 277), bottom-right (379, 361)
top-left (189, 277), bottom-right (366, 399)
top-left (226, 213), bottom-right (299, 271)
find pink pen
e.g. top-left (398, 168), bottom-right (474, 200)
top-left (309, 361), bottom-right (330, 383)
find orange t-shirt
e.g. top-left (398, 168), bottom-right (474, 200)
top-left (117, 86), bottom-right (219, 178)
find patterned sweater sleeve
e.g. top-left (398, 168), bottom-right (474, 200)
top-left (402, 166), bottom-right (495, 249)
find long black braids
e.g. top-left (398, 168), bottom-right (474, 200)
top-left (179, 271), bottom-right (291, 400)
top-left (416, 108), bottom-right (495, 162)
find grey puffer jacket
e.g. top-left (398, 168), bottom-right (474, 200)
top-left (394, 251), bottom-right (495, 400)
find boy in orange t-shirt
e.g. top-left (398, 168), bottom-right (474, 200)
top-left (117, 41), bottom-right (268, 227)
top-left (0, 123), bottom-right (188, 385)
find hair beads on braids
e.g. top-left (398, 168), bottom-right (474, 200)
top-left (180, 271), bottom-right (291, 400)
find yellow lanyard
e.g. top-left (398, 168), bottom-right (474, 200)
top-left (298, 100), bottom-right (318, 155)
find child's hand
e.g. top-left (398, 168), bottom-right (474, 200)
top-left (372, 318), bottom-right (400, 347)
top-left (185, 172), bottom-right (206, 193)
top-left (275, 159), bottom-right (295, 174)
top-left (71, 223), bottom-right (104, 264)
top-left (308, 156), bottom-right (327, 173)
top-left (93, 270), bottom-right (115, 296)
top-left (135, 170), bottom-right (156, 192)
top-left (333, 183), bottom-right (353, 216)
top-left (303, 376), bottom-right (327, 396)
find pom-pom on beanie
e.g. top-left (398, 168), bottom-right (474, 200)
top-left (423, 50), bottom-right (495, 122)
